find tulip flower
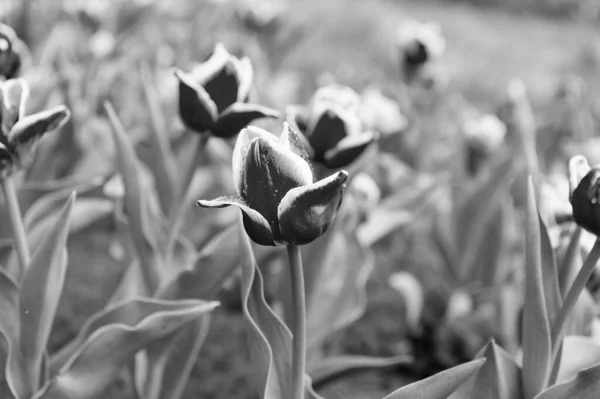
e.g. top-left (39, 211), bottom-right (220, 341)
top-left (286, 84), bottom-right (377, 169)
top-left (462, 113), bottom-right (507, 176)
top-left (0, 79), bottom-right (71, 176)
top-left (175, 43), bottom-right (280, 139)
top-left (236, 0), bottom-right (283, 35)
top-left (396, 19), bottom-right (445, 68)
top-left (0, 23), bottom-right (24, 80)
top-left (198, 123), bottom-right (348, 246)
top-left (569, 155), bottom-right (600, 236)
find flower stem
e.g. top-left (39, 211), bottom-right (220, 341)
top-left (1, 175), bottom-right (30, 274)
top-left (548, 237), bottom-right (600, 385)
top-left (287, 244), bottom-right (306, 399)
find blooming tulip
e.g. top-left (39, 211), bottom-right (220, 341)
top-left (286, 84), bottom-right (376, 168)
top-left (0, 79), bottom-right (70, 176)
top-left (175, 43), bottom-right (279, 139)
top-left (198, 123), bottom-right (348, 245)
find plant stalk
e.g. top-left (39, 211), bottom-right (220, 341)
top-left (1, 175), bottom-right (31, 274)
top-left (287, 244), bottom-right (306, 399)
top-left (548, 237), bottom-right (600, 385)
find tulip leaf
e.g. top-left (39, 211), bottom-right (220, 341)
top-left (538, 212), bottom-right (561, 324)
top-left (554, 336), bottom-right (600, 385)
top-left (456, 150), bottom-right (515, 279)
top-left (521, 178), bottom-right (552, 399)
top-left (41, 298), bottom-right (218, 399)
top-left (357, 176), bottom-right (442, 246)
top-left (305, 228), bottom-right (374, 353)
top-left (0, 267), bottom-right (27, 399)
top-left (309, 354), bottom-right (412, 389)
top-left (239, 220), bottom-right (292, 398)
top-left (381, 358), bottom-right (486, 399)
top-left (134, 224), bottom-right (242, 399)
top-left (105, 102), bottom-right (165, 292)
top-left (449, 339), bottom-right (523, 399)
top-left (106, 260), bottom-right (152, 307)
top-left (134, 317), bottom-right (210, 399)
top-left (156, 223), bottom-right (241, 301)
top-left (533, 361), bottom-right (600, 399)
top-left (27, 198), bottom-right (113, 254)
top-left (18, 193), bottom-right (74, 398)
top-left (140, 62), bottom-right (178, 215)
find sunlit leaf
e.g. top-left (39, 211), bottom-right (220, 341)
top-left (18, 193), bottom-right (75, 398)
top-left (139, 62), bottom-right (178, 215)
top-left (521, 178), bottom-right (552, 399)
top-left (382, 358), bottom-right (486, 399)
top-left (554, 336), bottom-right (600, 385)
top-left (105, 102), bottom-right (165, 293)
top-left (0, 268), bottom-right (26, 399)
top-left (534, 361), bottom-right (600, 399)
top-left (538, 212), bottom-right (561, 324)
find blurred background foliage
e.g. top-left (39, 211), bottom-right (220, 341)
top-left (1, 0), bottom-right (600, 398)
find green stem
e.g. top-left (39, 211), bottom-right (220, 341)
top-left (558, 226), bottom-right (582, 297)
top-left (287, 244), bottom-right (306, 399)
top-left (548, 238), bottom-right (600, 386)
top-left (1, 176), bottom-right (31, 274)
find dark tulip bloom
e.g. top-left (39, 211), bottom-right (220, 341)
top-left (0, 24), bottom-right (23, 80)
top-left (569, 155), bottom-right (600, 236)
top-left (175, 43), bottom-right (280, 139)
top-left (286, 84), bottom-right (377, 169)
top-left (198, 123), bottom-right (348, 246)
top-left (0, 79), bottom-right (71, 176)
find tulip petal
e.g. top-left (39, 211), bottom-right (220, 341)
top-left (278, 170), bottom-right (348, 245)
top-left (285, 105), bottom-right (315, 157)
top-left (8, 105), bottom-right (70, 147)
top-left (568, 155), bottom-right (591, 200)
top-left (190, 43), bottom-right (230, 85)
top-left (244, 137), bottom-right (314, 242)
top-left (1, 78), bottom-right (29, 133)
top-left (307, 107), bottom-right (354, 158)
top-left (197, 196), bottom-right (277, 246)
top-left (213, 102), bottom-right (280, 139)
top-left (203, 61), bottom-right (239, 113)
top-left (232, 126), bottom-right (278, 196)
top-left (323, 131), bottom-right (377, 168)
top-left (235, 57), bottom-right (254, 102)
top-left (279, 122), bottom-right (311, 159)
top-left (175, 70), bottom-right (218, 133)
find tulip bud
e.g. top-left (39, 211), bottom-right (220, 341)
top-left (0, 23), bottom-right (23, 80)
top-left (286, 84), bottom-right (377, 168)
top-left (198, 123), bottom-right (348, 246)
top-left (568, 155), bottom-right (600, 236)
top-left (0, 79), bottom-right (70, 176)
top-left (462, 113), bottom-right (507, 175)
top-left (175, 43), bottom-right (280, 139)
top-left (395, 19), bottom-right (445, 81)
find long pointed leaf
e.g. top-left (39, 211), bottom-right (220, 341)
top-left (139, 63), bottom-right (178, 215)
top-left (450, 339), bottom-right (523, 399)
top-left (239, 220), bottom-right (293, 398)
top-left (39, 299), bottom-right (218, 399)
top-left (538, 212), bottom-right (561, 324)
top-left (105, 102), bottom-right (164, 292)
top-left (19, 192), bottom-right (75, 397)
top-left (382, 358), bottom-right (486, 399)
top-left (0, 268), bottom-right (26, 399)
top-left (522, 178), bottom-right (552, 399)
